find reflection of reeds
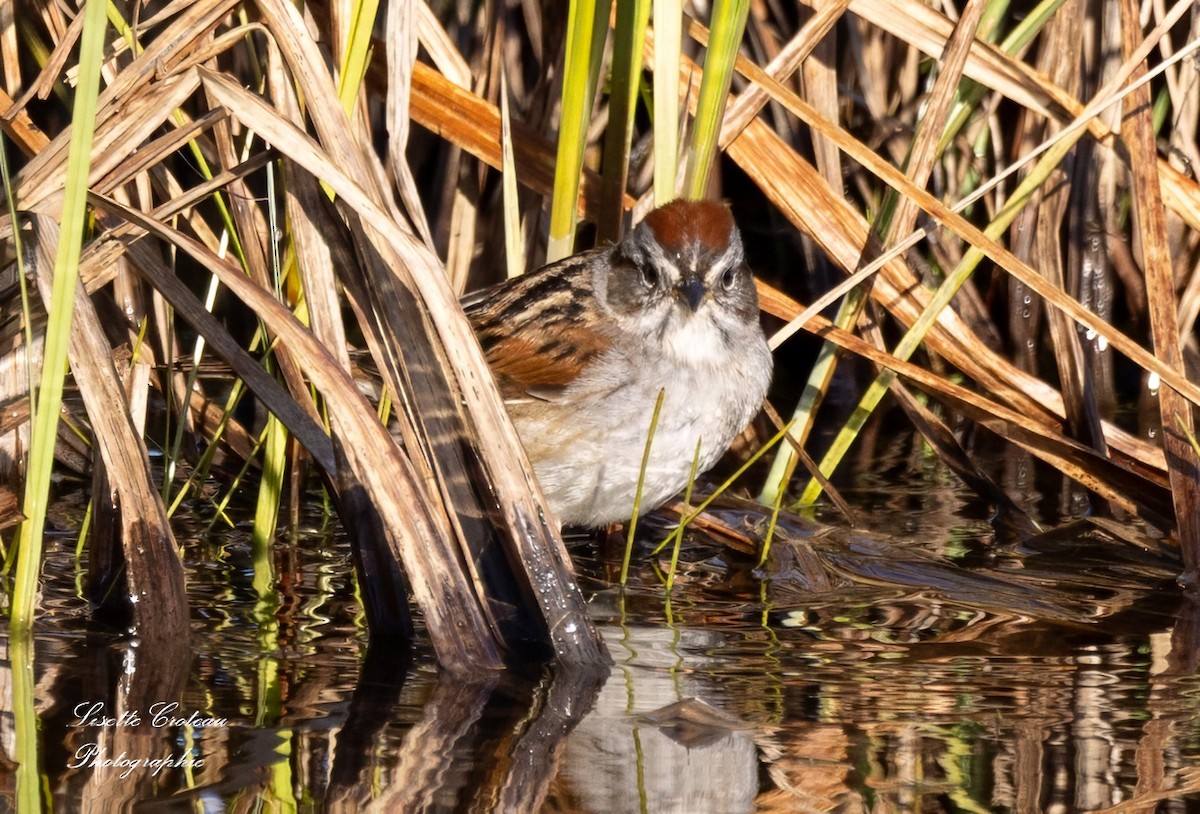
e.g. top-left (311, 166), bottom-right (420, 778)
top-left (2, 0), bottom-right (1199, 669)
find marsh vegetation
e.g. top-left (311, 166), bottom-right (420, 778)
top-left (1, 0), bottom-right (1200, 808)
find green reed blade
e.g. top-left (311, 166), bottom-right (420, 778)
top-left (1180, 416), bottom-right (1200, 458)
top-left (251, 166), bottom-right (287, 596)
top-left (653, 0), bottom-right (683, 203)
top-left (252, 414), bottom-right (286, 599)
top-left (0, 135), bottom-right (31, 419)
top-left (758, 304), bottom-right (850, 505)
top-left (204, 416), bottom-right (264, 535)
top-left (12, 0), bottom-right (109, 629)
top-left (936, 0), bottom-right (1067, 157)
top-left (548, 0), bottom-right (612, 262)
top-left (598, 0), bottom-right (651, 240)
top-left (665, 438), bottom-right (702, 593)
top-left (95, 3), bottom-right (263, 506)
top-left (163, 267), bottom-right (222, 502)
top-left (657, 419), bottom-right (796, 564)
top-left (337, 0), bottom-right (380, 117)
top-left (683, 0), bottom-right (749, 200)
top-left (500, 68), bottom-right (524, 278)
top-left (758, 444), bottom-right (798, 568)
top-left (0, 131), bottom-right (33, 570)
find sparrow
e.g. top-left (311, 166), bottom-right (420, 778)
top-left (466, 199), bottom-right (773, 527)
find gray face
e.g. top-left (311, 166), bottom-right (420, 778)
top-left (601, 216), bottom-right (761, 354)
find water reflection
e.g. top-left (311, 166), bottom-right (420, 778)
top-left (3, 506), bottom-right (1200, 810)
top-left (560, 623), bottom-right (760, 813)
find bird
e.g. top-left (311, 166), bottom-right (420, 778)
top-left (465, 199), bottom-right (773, 527)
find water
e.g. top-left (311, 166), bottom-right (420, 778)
top-left (3, 480), bottom-right (1200, 812)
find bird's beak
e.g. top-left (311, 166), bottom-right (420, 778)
top-left (677, 277), bottom-right (706, 312)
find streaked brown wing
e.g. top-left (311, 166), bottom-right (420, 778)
top-left (465, 249), bottom-right (612, 402)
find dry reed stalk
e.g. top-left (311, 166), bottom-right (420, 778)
top-left (1118, 0), bottom-right (1200, 575)
top-left (30, 216), bottom-right (188, 651)
top-left (757, 283), bottom-right (1173, 523)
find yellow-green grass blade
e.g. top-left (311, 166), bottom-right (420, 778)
top-left (166, 379), bottom-right (249, 520)
top-left (548, 0), bottom-right (612, 262)
top-left (337, 0), bottom-right (380, 117)
top-left (778, 2), bottom-right (1191, 507)
top-left (163, 265), bottom-right (222, 501)
top-left (249, 160), bottom-right (288, 592)
top-left (653, 0), bottom-right (683, 204)
top-left (94, 2), bottom-right (262, 503)
top-left (622, 387), bottom-right (666, 585)
top-left (204, 419), bottom-right (264, 535)
top-left (790, 7), bottom-right (1200, 505)
top-left (664, 439), bottom-right (703, 593)
top-left (758, 323), bottom-right (840, 505)
top-left (1180, 416), bottom-right (1200, 459)
top-left (15, 27), bottom-right (70, 108)
top-left (765, 0), bottom-right (1003, 504)
top-left (500, 68), bottom-right (524, 278)
top-left (759, 437), bottom-right (800, 567)
top-left (683, 0), bottom-right (749, 200)
top-left (252, 415), bottom-right (287, 599)
top-left (106, 0), bottom-right (142, 56)
top-left (12, 0), bottom-right (109, 629)
top-left (598, 0), bottom-right (651, 241)
top-left (0, 134), bottom-right (31, 572)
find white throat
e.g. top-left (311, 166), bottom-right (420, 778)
top-left (658, 308), bottom-right (732, 368)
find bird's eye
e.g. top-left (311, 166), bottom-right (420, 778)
top-left (721, 266), bottom-right (738, 290)
top-left (641, 265), bottom-right (659, 288)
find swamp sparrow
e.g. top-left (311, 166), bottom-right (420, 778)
top-left (466, 199), bottom-right (773, 527)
